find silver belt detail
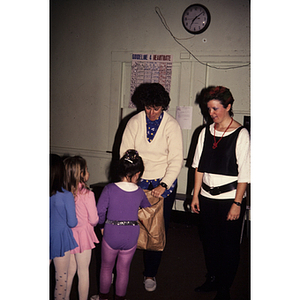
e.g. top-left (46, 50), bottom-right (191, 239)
top-left (105, 219), bottom-right (139, 226)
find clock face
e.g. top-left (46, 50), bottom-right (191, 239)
top-left (182, 4), bottom-right (211, 34)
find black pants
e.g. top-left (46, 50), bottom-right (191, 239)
top-left (199, 194), bottom-right (246, 289)
top-left (143, 185), bottom-right (177, 277)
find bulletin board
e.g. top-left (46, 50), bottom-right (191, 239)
top-left (129, 53), bottom-right (173, 108)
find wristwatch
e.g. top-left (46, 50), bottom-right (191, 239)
top-left (160, 182), bottom-right (168, 189)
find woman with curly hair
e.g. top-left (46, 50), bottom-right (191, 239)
top-left (120, 83), bottom-right (183, 292)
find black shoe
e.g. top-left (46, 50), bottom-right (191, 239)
top-left (194, 275), bottom-right (218, 292)
top-left (214, 288), bottom-right (230, 300)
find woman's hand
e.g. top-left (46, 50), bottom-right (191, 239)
top-left (227, 204), bottom-right (241, 221)
top-left (227, 182), bottom-right (247, 221)
top-left (151, 185), bottom-right (165, 198)
top-left (191, 194), bottom-right (200, 214)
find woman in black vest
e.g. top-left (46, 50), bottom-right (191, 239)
top-left (191, 86), bottom-right (250, 300)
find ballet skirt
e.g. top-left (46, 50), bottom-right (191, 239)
top-left (50, 189), bottom-right (78, 259)
top-left (70, 185), bottom-right (99, 254)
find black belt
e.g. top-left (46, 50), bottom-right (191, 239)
top-left (202, 181), bottom-right (238, 196)
top-left (106, 219), bottom-right (139, 226)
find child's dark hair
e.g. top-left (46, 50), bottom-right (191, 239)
top-left (117, 149), bottom-right (144, 182)
top-left (50, 154), bottom-right (65, 197)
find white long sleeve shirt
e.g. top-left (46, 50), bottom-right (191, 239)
top-left (192, 124), bottom-right (250, 199)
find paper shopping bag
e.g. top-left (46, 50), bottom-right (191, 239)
top-left (137, 190), bottom-right (166, 251)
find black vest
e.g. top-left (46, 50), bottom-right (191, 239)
top-left (198, 126), bottom-right (244, 176)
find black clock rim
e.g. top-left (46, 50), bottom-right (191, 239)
top-left (182, 3), bottom-right (211, 35)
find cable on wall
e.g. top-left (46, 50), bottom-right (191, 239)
top-left (155, 7), bottom-right (250, 70)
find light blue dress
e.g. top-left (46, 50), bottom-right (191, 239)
top-left (50, 188), bottom-right (78, 259)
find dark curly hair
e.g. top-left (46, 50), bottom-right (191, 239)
top-left (131, 83), bottom-right (170, 111)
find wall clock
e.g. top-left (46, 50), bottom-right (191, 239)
top-left (182, 4), bottom-right (211, 34)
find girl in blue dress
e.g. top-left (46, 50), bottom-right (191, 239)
top-left (50, 154), bottom-right (78, 300)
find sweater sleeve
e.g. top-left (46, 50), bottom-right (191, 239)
top-left (97, 185), bottom-right (110, 225)
top-left (120, 117), bottom-right (137, 157)
top-left (65, 192), bottom-right (78, 228)
top-left (161, 119), bottom-right (184, 188)
top-left (84, 190), bottom-right (99, 226)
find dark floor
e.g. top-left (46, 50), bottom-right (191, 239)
top-left (50, 211), bottom-right (250, 300)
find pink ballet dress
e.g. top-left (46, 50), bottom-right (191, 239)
top-left (70, 183), bottom-right (99, 254)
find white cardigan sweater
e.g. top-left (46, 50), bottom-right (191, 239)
top-left (120, 111), bottom-right (183, 188)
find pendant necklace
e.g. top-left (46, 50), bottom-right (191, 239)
top-left (212, 117), bottom-right (233, 149)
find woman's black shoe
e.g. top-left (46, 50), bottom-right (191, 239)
top-left (194, 275), bottom-right (218, 292)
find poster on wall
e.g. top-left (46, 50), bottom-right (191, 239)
top-left (176, 106), bottom-right (193, 130)
top-left (129, 53), bottom-right (173, 108)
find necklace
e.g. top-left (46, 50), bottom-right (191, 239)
top-left (212, 117), bottom-right (233, 149)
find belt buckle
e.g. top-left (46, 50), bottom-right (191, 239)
top-left (210, 186), bottom-right (221, 196)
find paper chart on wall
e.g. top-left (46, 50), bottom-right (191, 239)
top-left (176, 106), bottom-right (193, 130)
top-left (129, 53), bottom-right (173, 108)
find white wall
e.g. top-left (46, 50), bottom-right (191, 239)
top-left (50, 0), bottom-right (250, 193)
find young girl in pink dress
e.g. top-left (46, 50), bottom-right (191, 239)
top-left (64, 156), bottom-right (99, 300)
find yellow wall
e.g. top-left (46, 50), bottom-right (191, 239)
top-left (50, 0), bottom-right (250, 192)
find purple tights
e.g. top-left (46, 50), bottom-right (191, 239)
top-left (100, 238), bottom-right (137, 298)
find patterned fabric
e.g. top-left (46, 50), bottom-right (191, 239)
top-left (143, 111), bottom-right (177, 197)
top-left (138, 178), bottom-right (177, 199)
top-left (146, 112), bottom-right (164, 142)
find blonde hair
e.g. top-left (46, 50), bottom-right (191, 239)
top-left (64, 156), bottom-right (88, 197)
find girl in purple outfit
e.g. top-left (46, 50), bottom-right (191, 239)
top-left (97, 150), bottom-right (151, 300)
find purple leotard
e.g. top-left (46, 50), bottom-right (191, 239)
top-left (97, 183), bottom-right (150, 250)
